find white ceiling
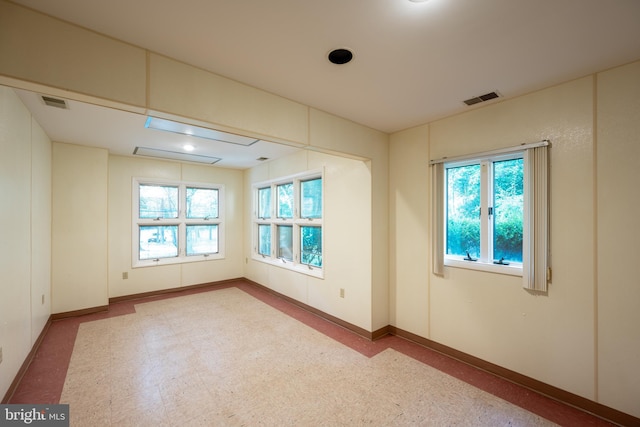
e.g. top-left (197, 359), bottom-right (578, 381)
top-left (14, 89), bottom-right (301, 169)
top-left (9, 0), bottom-right (640, 167)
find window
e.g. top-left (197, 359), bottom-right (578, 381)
top-left (445, 155), bottom-right (523, 265)
top-left (133, 179), bottom-right (224, 267)
top-left (253, 171), bottom-right (323, 277)
top-left (432, 141), bottom-right (549, 291)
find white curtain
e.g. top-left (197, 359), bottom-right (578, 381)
top-left (432, 162), bottom-right (444, 276)
top-left (522, 145), bottom-right (549, 292)
top-left (430, 141), bottom-right (549, 290)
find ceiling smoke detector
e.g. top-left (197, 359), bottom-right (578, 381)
top-left (463, 91), bottom-right (500, 106)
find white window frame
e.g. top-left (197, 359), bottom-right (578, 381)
top-left (443, 153), bottom-right (524, 276)
top-left (432, 140), bottom-right (549, 289)
top-left (132, 178), bottom-right (225, 268)
top-left (252, 170), bottom-right (324, 279)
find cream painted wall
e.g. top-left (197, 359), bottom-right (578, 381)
top-left (308, 109), bottom-right (389, 331)
top-left (244, 150), bottom-right (374, 331)
top-left (389, 124), bottom-right (430, 338)
top-left (30, 115), bottom-right (52, 343)
top-left (148, 54), bottom-right (309, 146)
top-left (390, 64), bottom-right (640, 417)
top-left (392, 76), bottom-right (596, 395)
top-left (52, 143), bottom-right (108, 313)
top-left (596, 60), bottom-right (640, 417)
top-left (107, 155), bottom-right (244, 298)
top-left (0, 87), bottom-right (51, 399)
top-left (0, 1), bottom-right (146, 108)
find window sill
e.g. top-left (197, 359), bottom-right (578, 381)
top-left (133, 253), bottom-right (225, 268)
top-left (252, 255), bottom-right (324, 279)
top-left (444, 258), bottom-right (522, 277)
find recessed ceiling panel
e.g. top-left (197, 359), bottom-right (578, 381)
top-left (134, 147), bottom-right (222, 164)
top-left (145, 116), bottom-right (259, 146)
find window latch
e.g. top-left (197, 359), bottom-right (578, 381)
top-left (463, 252), bottom-right (477, 262)
top-left (493, 257), bottom-right (509, 265)
top-left (488, 207), bottom-right (493, 216)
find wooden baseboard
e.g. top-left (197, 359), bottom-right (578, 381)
top-left (108, 278), bottom-right (244, 304)
top-left (2, 316), bottom-right (53, 404)
top-left (51, 305), bottom-right (108, 320)
top-left (388, 326), bottom-right (639, 427)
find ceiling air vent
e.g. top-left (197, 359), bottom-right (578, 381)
top-left (463, 91), bottom-right (500, 106)
top-left (41, 95), bottom-right (68, 109)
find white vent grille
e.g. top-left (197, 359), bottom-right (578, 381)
top-left (41, 95), bottom-right (68, 109)
top-left (463, 91), bottom-right (500, 106)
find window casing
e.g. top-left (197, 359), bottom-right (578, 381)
top-left (444, 153), bottom-right (524, 275)
top-left (133, 178), bottom-right (224, 267)
top-left (253, 171), bottom-right (323, 278)
top-left (432, 141), bottom-right (549, 289)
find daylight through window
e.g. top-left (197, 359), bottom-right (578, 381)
top-left (432, 140), bottom-right (549, 289)
top-left (253, 171), bottom-right (323, 277)
top-left (133, 179), bottom-right (224, 267)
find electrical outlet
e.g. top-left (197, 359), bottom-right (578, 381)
top-left (122, 272), bottom-right (128, 280)
top-left (340, 288), bottom-right (345, 298)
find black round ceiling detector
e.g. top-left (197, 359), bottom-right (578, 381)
top-left (328, 48), bottom-right (353, 65)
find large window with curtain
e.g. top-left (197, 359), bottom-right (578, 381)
top-left (431, 141), bottom-right (549, 291)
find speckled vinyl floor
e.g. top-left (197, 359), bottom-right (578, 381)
top-left (10, 281), bottom-right (613, 426)
top-left (58, 287), bottom-right (551, 426)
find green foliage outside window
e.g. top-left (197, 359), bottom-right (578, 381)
top-left (446, 158), bottom-right (523, 262)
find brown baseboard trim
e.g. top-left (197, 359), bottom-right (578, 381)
top-left (108, 278), bottom-right (244, 304)
top-left (372, 325), bottom-right (390, 341)
top-left (2, 316), bottom-right (53, 404)
top-left (388, 326), bottom-right (639, 427)
top-left (51, 305), bottom-right (109, 320)
top-left (243, 278), bottom-right (375, 340)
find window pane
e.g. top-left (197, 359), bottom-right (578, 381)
top-left (139, 184), bottom-right (178, 218)
top-left (139, 225), bottom-right (178, 260)
top-left (301, 226), bottom-right (322, 267)
top-left (446, 164), bottom-right (481, 258)
top-left (258, 187), bottom-right (271, 219)
top-left (186, 224), bottom-right (218, 256)
top-left (186, 187), bottom-right (218, 219)
top-left (277, 183), bottom-right (293, 218)
top-left (258, 224), bottom-right (271, 256)
top-left (493, 158), bottom-right (524, 262)
top-left (277, 225), bottom-right (293, 261)
top-left (301, 178), bottom-right (322, 219)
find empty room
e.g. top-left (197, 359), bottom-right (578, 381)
top-left (1, 0), bottom-right (639, 425)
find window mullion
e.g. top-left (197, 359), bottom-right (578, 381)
top-left (480, 160), bottom-right (490, 263)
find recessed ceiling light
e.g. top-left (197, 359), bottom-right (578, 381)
top-left (183, 144), bottom-right (195, 152)
top-left (144, 116), bottom-right (259, 146)
top-left (328, 48), bottom-right (353, 65)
